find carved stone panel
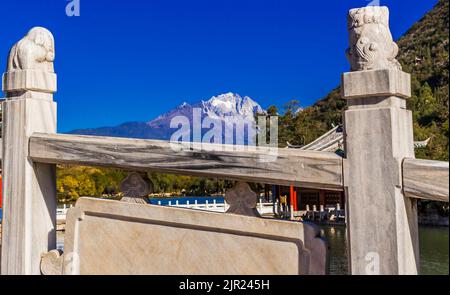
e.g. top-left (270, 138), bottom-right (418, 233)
top-left (41, 198), bottom-right (328, 275)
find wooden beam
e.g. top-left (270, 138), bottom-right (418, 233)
top-left (403, 158), bottom-right (449, 202)
top-left (29, 133), bottom-right (344, 191)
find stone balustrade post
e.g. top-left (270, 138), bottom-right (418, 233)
top-left (342, 7), bottom-right (419, 275)
top-left (1, 27), bottom-right (57, 275)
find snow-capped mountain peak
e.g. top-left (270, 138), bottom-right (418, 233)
top-left (71, 93), bottom-right (265, 141)
top-left (201, 92), bottom-right (264, 120)
top-left (148, 92), bottom-right (264, 126)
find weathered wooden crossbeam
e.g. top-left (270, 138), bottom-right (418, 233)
top-left (403, 158), bottom-right (449, 202)
top-left (6, 134), bottom-right (449, 201)
top-left (29, 133), bottom-right (344, 190)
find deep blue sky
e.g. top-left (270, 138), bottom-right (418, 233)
top-left (0, 0), bottom-right (438, 132)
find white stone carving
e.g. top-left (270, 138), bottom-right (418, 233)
top-left (225, 182), bottom-right (261, 217)
top-left (7, 27), bottom-right (55, 73)
top-left (40, 250), bottom-right (63, 275)
top-left (119, 172), bottom-right (153, 204)
top-left (3, 27), bottom-right (57, 97)
top-left (346, 6), bottom-right (401, 71)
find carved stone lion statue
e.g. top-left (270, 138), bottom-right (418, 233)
top-left (7, 27), bottom-right (55, 73)
top-left (346, 6), bottom-right (401, 71)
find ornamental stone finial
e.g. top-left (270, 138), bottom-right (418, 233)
top-left (7, 27), bottom-right (55, 73)
top-left (120, 172), bottom-right (153, 204)
top-left (346, 6), bottom-right (401, 71)
top-left (3, 27), bottom-right (57, 96)
top-left (225, 182), bottom-right (261, 217)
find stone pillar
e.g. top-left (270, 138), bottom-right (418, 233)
top-left (1, 27), bottom-right (57, 275)
top-left (342, 7), bottom-right (419, 275)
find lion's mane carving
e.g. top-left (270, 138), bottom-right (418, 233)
top-left (7, 27), bottom-right (55, 73)
top-left (346, 6), bottom-right (401, 71)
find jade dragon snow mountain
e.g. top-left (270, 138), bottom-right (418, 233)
top-left (69, 92), bottom-right (265, 143)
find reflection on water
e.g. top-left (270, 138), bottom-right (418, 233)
top-left (418, 226), bottom-right (449, 275)
top-left (319, 225), bottom-right (349, 275)
top-left (320, 225), bottom-right (449, 275)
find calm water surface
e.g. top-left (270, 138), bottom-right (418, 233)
top-left (320, 225), bottom-right (449, 275)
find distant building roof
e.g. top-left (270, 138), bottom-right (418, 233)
top-left (287, 125), bottom-right (431, 153)
top-left (287, 125), bottom-right (344, 152)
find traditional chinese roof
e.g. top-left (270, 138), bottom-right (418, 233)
top-left (286, 125), bottom-right (344, 152)
top-left (287, 125), bottom-right (431, 153)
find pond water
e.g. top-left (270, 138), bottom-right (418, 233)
top-left (320, 225), bottom-right (449, 275)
